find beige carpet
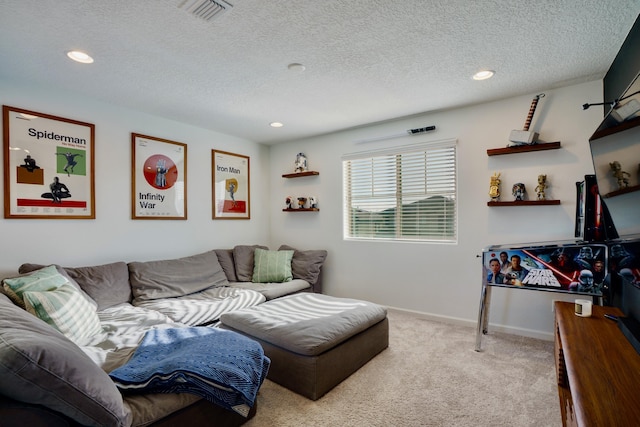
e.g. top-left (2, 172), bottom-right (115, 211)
top-left (245, 309), bottom-right (561, 427)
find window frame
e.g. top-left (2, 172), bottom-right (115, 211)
top-left (342, 139), bottom-right (458, 244)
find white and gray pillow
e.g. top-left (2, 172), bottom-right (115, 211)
top-left (23, 283), bottom-right (103, 343)
top-left (19, 262), bottom-right (130, 311)
top-left (3, 265), bottom-right (70, 308)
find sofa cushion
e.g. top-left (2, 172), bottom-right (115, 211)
top-left (20, 262), bottom-right (130, 311)
top-left (23, 283), bottom-right (103, 343)
top-left (0, 293), bottom-right (131, 427)
top-left (129, 250), bottom-right (229, 303)
top-left (252, 248), bottom-right (294, 283)
top-left (229, 279), bottom-right (311, 300)
top-left (233, 245), bottom-right (268, 282)
top-left (3, 265), bottom-right (75, 309)
top-left (215, 249), bottom-right (238, 282)
top-left (62, 262), bottom-right (132, 310)
top-left (220, 293), bottom-right (387, 356)
top-left (278, 245), bottom-right (328, 284)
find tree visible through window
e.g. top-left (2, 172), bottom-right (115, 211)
top-left (343, 140), bottom-right (457, 242)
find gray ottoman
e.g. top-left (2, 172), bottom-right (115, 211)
top-left (219, 293), bottom-right (389, 400)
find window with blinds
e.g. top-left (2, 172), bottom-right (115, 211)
top-left (343, 139), bottom-right (457, 243)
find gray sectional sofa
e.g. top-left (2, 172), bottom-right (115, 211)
top-left (0, 245), bottom-right (327, 427)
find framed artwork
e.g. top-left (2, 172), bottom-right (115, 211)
top-left (3, 105), bottom-right (95, 219)
top-left (131, 133), bottom-right (187, 220)
top-left (212, 149), bottom-right (250, 219)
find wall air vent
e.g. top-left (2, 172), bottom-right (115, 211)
top-left (177, 0), bottom-right (234, 22)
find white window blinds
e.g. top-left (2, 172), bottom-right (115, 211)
top-left (343, 139), bottom-right (457, 242)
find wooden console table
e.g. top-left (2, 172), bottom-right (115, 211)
top-left (554, 301), bottom-right (640, 426)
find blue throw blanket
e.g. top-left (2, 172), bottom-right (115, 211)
top-left (109, 327), bottom-right (270, 417)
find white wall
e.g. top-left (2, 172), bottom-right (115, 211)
top-left (269, 80), bottom-right (606, 339)
top-left (0, 80), bottom-right (271, 278)
top-left (1, 78), bottom-right (609, 340)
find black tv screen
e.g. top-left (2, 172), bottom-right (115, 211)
top-left (588, 72), bottom-right (640, 237)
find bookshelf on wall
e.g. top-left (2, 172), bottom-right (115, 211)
top-left (590, 115), bottom-right (640, 199)
top-left (282, 171), bottom-right (319, 178)
top-left (487, 200), bottom-right (561, 206)
top-left (282, 171), bottom-right (320, 212)
top-left (486, 141), bottom-right (561, 156)
top-left (487, 142), bottom-right (562, 207)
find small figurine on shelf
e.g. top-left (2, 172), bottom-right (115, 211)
top-left (489, 172), bottom-right (501, 201)
top-left (535, 174), bottom-right (547, 200)
top-left (295, 153), bottom-right (308, 173)
top-left (609, 161), bottom-right (630, 189)
top-left (285, 196), bottom-right (293, 209)
top-left (512, 182), bottom-right (526, 201)
top-left (308, 196), bottom-right (317, 209)
top-left (297, 197), bottom-right (307, 209)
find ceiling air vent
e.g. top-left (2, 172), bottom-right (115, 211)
top-left (177, 0), bottom-right (234, 22)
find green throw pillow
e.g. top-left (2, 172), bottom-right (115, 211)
top-left (2, 265), bottom-right (70, 308)
top-left (22, 283), bottom-right (102, 343)
top-left (252, 248), bottom-right (294, 283)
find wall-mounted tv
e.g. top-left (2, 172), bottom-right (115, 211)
top-left (588, 72), bottom-right (640, 238)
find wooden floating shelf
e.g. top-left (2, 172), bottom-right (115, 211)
top-left (603, 184), bottom-right (640, 198)
top-left (486, 141), bottom-right (561, 156)
top-left (590, 115), bottom-right (640, 141)
top-left (282, 171), bottom-right (320, 178)
top-left (283, 208), bottom-right (319, 212)
top-left (487, 200), bottom-right (561, 206)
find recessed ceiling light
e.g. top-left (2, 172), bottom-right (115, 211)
top-left (473, 70), bottom-right (495, 80)
top-left (270, 122), bottom-right (284, 128)
top-left (287, 63), bottom-right (305, 72)
top-left (67, 50), bottom-right (94, 64)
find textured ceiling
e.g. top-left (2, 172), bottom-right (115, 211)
top-left (1, 1), bottom-right (639, 144)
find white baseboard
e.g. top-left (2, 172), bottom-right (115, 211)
top-left (385, 306), bottom-right (554, 341)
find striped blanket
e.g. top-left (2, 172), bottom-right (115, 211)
top-left (133, 287), bottom-right (265, 326)
top-left (109, 327), bottom-right (270, 417)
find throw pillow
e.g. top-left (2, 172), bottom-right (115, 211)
top-left (252, 248), bottom-right (294, 283)
top-left (22, 283), bottom-right (103, 343)
top-left (3, 265), bottom-right (71, 309)
top-left (63, 262), bottom-right (132, 310)
top-left (19, 263), bottom-right (100, 309)
top-left (278, 245), bottom-right (328, 284)
top-left (233, 245), bottom-right (268, 282)
top-left (0, 293), bottom-right (131, 427)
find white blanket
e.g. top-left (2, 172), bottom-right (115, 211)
top-left (74, 287), bottom-right (266, 426)
top-left (133, 287), bottom-right (265, 326)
